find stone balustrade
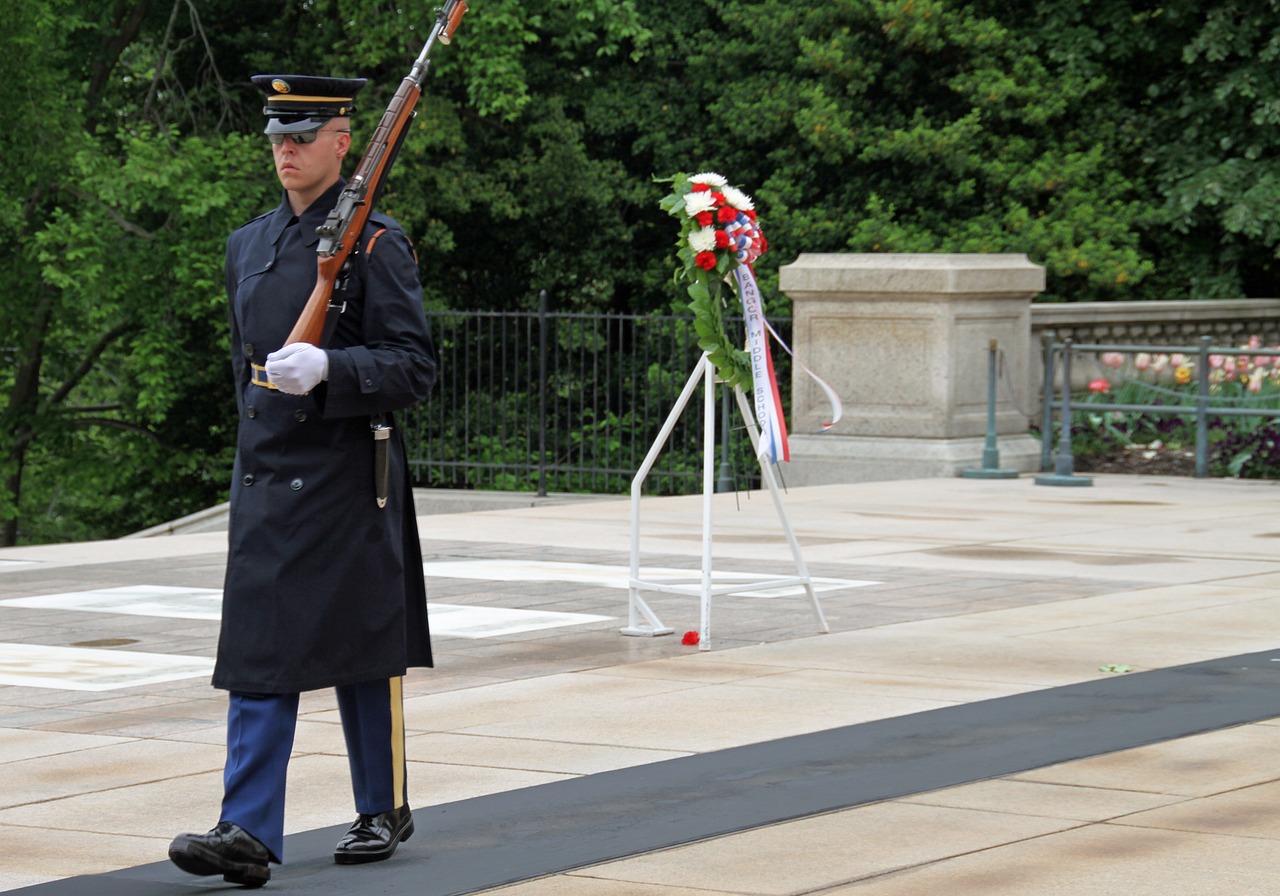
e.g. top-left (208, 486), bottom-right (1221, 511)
top-left (778, 252), bottom-right (1280, 485)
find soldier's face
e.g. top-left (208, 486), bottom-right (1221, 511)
top-left (272, 121), bottom-right (350, 198)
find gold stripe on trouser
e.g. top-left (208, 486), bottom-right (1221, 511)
top-left (390, 676), bottom-right (406, 809)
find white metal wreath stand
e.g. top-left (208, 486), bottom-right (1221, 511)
top-left (623, 352), bottom-right (830, 650)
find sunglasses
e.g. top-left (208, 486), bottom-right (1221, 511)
top-left (268, 128), bottom-right (350, 145)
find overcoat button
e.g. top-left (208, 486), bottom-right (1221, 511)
top-left (294, 409), bottom-right (307, 422)
top-left (242, 474), bottom-right (255, 486)
top-left (246, 406), bottom-right (257, 418)
top-left (243, 343), bottom-right (254, 357)
top-left (363, 378), bottom-right (374, 387)
top-left (290, 478), bottom-right (304, 491)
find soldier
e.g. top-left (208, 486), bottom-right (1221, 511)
top-left (168, 74), bottom-right (437, 887)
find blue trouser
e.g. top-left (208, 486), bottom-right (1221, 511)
top-left (219, 677), bottom-right (407, 862)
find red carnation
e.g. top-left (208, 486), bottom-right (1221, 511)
top-left (714, 230), bottom-right (730, 248)
top-left (694, 251), bottom-right (717, 270)
top-left (695, 211), bottom-right (714, 227)
top-left (745, 209), bottom-right (757, 221)
top-left (691, 183), bottom-right (711, 193)
top-left (717, 206), bottom-right (737, 224)
top-left (710, 191), bottom-right (726, 205)
top-left (682, 630), bottom-right (700, 645)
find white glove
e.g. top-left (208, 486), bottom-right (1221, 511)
top-left (265, 342), bottom-right (329, 395)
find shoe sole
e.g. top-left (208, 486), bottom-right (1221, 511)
top-left (169, 842), bottom-right (271, 888)
top-left (333, 819), bottom-right (415, 865)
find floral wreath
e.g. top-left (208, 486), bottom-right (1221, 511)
top-left (659, 172), bottom-right (768, 390)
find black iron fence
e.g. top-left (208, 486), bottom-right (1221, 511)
top-left (403, 296), bottom-right (790, 495)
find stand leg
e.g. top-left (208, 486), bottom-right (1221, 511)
top-left (734, 388), bottom-right (830, 633)
top-left (699, 360), bottom-right (715, 651)
top-left (623, 355), bottom-right (710, 636)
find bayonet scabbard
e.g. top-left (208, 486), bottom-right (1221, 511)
top-left (372, 421), bottom-right (392, 508)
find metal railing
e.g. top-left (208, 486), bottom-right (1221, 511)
top-left (1040, 336), bottom-right (1280, 477)
top-left (404, 296), bottom-right (788, 495)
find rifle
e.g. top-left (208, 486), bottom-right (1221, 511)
top-left (284, 0), bottom-right (469, 347)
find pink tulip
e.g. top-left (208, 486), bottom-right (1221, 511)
top-left (1099, 352), bottom-right (1125, 369)
top-left (1134, 352), bottom-right (1152, 371)
top-left (1088, 378), bottom-right (1110, 393)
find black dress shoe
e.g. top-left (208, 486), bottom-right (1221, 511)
top-left (333, 804), bottom-right (414, 864)
top-left (169, 821), bottom-right (271, 888)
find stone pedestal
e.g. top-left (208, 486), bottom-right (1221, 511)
top-left (778, 253), bottom-right (1044, 485)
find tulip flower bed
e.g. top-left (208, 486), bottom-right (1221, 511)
top-left (1063, 338), bottom-right (1280, 479)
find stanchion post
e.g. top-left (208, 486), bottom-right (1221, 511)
top-left (961, 338), bottom-right (1018, 479)
top-left (1040, 333), bottom-right (1056, 472)
top-left (1035, 338), bottom-right (1092, 487)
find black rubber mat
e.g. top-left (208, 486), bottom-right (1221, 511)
top-left (18, 648), bottom-right (1280, 895)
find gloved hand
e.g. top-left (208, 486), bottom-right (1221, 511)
top-left (265, 342), bottom-right (329, 395)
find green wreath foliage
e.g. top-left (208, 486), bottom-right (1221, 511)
top-left (658, 172), bottom-right (764, 391)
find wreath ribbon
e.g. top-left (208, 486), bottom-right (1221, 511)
top-left (734, 265), bottom-right (790, 463)
top-left (762, 319), bottom-right (844, 433)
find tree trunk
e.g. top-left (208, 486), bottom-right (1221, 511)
top-left (1, 284), bottom-right (55, 546)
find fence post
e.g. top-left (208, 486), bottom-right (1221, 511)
top-left (1035, 338), bottom-right (1093, 487)
top-left (1195, 335), bottom-right (1210, 478)
top-left (537, 289), bottom-right (549, 497)
top-left (716, 384), bottom-right (734, 492)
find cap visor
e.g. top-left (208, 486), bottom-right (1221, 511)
top-left (263, 117), bottom-right (330, 136)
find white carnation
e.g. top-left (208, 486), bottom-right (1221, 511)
top-left (721, 185), bottom-right (754, 211)
top-left (683, 191), bottom-right (716, 217)
top-left (687, 226), bottom-right (717, 252)
top-left (690, 172), bottom-right (727, 187)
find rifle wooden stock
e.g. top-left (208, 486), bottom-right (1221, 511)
top-left (284, 0), bottom-right (468, 348)
top-left (288, 258), bottom-right (342, 347)
top-left (440, 1), bottom-right (467, 43)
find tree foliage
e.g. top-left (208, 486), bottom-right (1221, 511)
top-left (2, 0), bottom-right (268, 544)
top-left (5, 0), bottom-right (1280, 543)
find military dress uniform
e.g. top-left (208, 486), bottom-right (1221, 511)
top-left (169, 75), bottom-right (437, 888)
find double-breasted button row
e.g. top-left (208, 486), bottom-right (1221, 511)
top-left (240, 474), bottom-right (305, 490)
top-left (244, 407), bottom-right (308, 422)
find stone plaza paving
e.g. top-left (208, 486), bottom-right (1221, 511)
top-left (1, 475), bottom-right (1278, 894)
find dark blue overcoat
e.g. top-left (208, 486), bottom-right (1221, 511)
top-left (213, 179), bottom-right (437, 694)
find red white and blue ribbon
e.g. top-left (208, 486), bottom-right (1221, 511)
top-left (762, 319), bottom-right (844, 433)
top-left (734, 264), bottom-right (790, 464)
